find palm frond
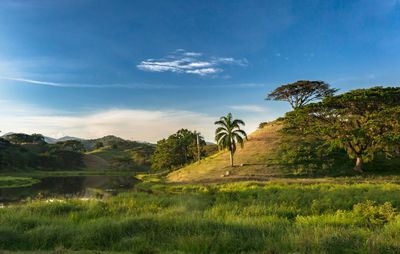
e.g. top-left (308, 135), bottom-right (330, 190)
top-left (232, 119), bottom-right (245, 127)
top-left (233, 129), bottom-right (248, 139)
top-left (233, 134), bottom-right (245, 148)
top-left (215, 127), bottom-right (228, 135)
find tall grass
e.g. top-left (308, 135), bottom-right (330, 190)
top-left (2, 182), bottom-right (400, 253)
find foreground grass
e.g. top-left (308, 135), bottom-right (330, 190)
top-left (0, 176), bottom-right (40, 188)
top-left (2, 181), bottom-right (400, 253)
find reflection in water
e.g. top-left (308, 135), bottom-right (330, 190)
top-left (0, 176), bottom-right (140, 204)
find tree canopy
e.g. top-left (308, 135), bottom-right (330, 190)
top-left (215, 113), bottom-right (247, 167)
top-left (266, 80), bottom-right (338, 109)
top-left (286, 86), bottom-right (400, 172)
top-left (5, 133), bottom-right (46, 145)
top-left (151, 129), bottom-right (206, 170)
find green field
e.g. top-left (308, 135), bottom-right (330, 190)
top-left (2, 181), bottom-right (400, 253)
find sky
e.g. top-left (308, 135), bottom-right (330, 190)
top-left (0, 0), bottom-right (399, 142)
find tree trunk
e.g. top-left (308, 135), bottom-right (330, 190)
top-left (230, 150), bottom-right (234, 167)
top-left (354, 157), bottom-right (363, 173)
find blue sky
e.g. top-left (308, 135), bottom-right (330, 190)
top-left (0, 0), bottom-right (399, 142)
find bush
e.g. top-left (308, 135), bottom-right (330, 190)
top-left (353, 201), bottom-right (397, 225)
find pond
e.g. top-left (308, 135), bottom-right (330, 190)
top-left (0, 175), bottom-right (140, 204)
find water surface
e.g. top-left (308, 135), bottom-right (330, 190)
top-left (0, 175), bottom-right (140, 204)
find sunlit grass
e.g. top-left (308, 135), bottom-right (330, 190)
top-left (2, 181), bottom-right (400, 253)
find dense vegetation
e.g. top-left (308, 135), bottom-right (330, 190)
top-left (284, 86), bottom-right (400, 172)
top-left (0, 137), bottom-right (84, 172)
top-left (151, 129), bottom-right (207, 170)
top-left (0, 134), bottom-right (156, 172)
top-left (2, 181), bottom-right (400, 253)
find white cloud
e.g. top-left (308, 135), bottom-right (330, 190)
top-left (185, 68), bottom-right (220, 76)
top-left (184, 52), bottom-right (202, 57)
top-left (137, 49), bottom-right (247, 76)
top-left (1, 77), bottom-right (65, 87)
top-left (230, 105), bottom-right (267, 112)
top-left (0, 76), bottom-right (179, 89)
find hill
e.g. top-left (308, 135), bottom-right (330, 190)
top-left (85, 141), bottom-right (155, 171)
top-left (167, 122), bottom-right (283, 183)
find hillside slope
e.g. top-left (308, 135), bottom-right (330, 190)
top-left (85, 143), bottom-right (155, 171)
top-left (167, 122), bottom-right (283, 183)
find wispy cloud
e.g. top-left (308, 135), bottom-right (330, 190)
top-left (137, 49), bottom-right (247, 76)
top-left (0, 76), bottom-right (179, 89)
top-left (230, 105), bottom-right (267, 112)
top-left (0, 76), bottom-right (270, 90)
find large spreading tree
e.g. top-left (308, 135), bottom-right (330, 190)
top-left (266, 80), bottom-right (338, 109)
top-left (215, 113), bottom-right (248, 167)
top-left (287, 86), bottom-right (400, 172)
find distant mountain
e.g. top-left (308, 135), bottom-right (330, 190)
top-left (0, 132), bottom-right (154, 151)
top-left (54, 136), bottom-right (83, 142)
top-left (0, 132), bottom-right (15, 138)
top-left (44, 136), bottom-right (83, 144)
top-left (1, 132), bottom-right (82, 144)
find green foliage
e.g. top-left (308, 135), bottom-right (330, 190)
top-left (151, 129), bottom-right (206, 170)
top-left (87, 141), bottom-right (155, 171)
top-left (81, 135), bottom-right (125, 151)
top-left (352, 200), bottom-right (396, 225)
top-left (286, 86), bottom-right (400, 172)
top-left (258, 121), bottom-right (268, 129)
top-left (215, 113), bottom-right (247, 166)
top-left (93, 141), bottom-right (104, 149)
top-left (278, 127), bottom-right (351, 175)
top-left (2, 182), bottom-right (400, 253)
top-left (266, 80), bottom-right (338, 109)
top-left (56, 140), bottom-right (86, 152)
top-left (5, 133), bottom-right (46, 145)
top-left (36, 150), bottom-right (84, 171)
top-left (0, 134), bottom-right (84, 172)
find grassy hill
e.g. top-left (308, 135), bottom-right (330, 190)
top-left (85, 142), bottom-right (155, 171)
top-left (167, 122), bottom-right (283, 183)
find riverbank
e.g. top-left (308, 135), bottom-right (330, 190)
top-left (0, 176), bottom-right (40, 188)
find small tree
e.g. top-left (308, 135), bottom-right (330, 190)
top-left (94, 141), bottom-right (104, 150)
top-left (266, 80), bottom-right (338, 109)
top-left (287, 86), bottom-right (400, 172)
top-left (215, 113), bottom-right (247, 167)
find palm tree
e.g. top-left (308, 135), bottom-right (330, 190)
top-left (215, 113), bottom-right (247, 167)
